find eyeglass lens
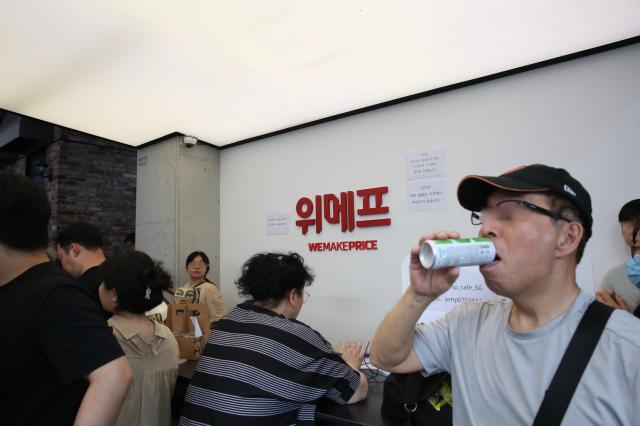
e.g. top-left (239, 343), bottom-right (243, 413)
top-left (471, 200), bottom-right (522, 225)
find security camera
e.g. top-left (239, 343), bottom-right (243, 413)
top-left (183, 136), bottom-right (198, 148)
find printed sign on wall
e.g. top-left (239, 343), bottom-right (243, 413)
top-left (295, 186), bottom-right (391, 235)
top-left (294, 186), bottom-right (392, 253)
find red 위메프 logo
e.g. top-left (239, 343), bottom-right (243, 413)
top-left (295, 186), bottom-right (391, 252)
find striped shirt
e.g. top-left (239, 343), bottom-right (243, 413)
top-left (179, 302), bottom-right (360, 425)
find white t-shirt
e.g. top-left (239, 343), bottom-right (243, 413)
top-left (413, 290), bottom-right (640, 425)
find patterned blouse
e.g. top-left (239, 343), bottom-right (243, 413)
top-left (174, 281), bottom-right (227, 323)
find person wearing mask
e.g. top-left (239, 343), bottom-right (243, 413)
top-left (370, 164), bottom-right (640, 425)
top-left (174, 251), bottom-right (226, 324)
top-left (179, 252), bottom-right (368, 425)
top-left (596, 199), bottom-right (640, 314)
top-left (0, 174), bottom-right (132, 425)
top-left (100, 250), bottom-right (179, 426)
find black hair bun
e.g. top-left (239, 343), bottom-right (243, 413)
top-left (102, 251), bottom-right (173, 314)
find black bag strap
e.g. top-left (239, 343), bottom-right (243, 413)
top-left (532, 300), bottom-right (614, 426)
top-left (192, 280), bottom-right (208, 289)
top-left (402, 371), bottom-right (422, 414)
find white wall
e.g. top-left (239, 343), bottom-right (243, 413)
top-left (219, 43), bottom-right (640, 345)
top-left (136, 136), bottom-right (220, 290)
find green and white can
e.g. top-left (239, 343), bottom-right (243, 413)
top-left (419, 237), bottom-right (496, 269)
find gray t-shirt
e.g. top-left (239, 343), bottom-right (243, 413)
top-left (413, 290), bottom-right (640, 425)
top-left (600, 262), bottom-right (640, 312)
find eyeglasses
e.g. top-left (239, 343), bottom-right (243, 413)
top-left (303, 290), bottom-right (310, 304)
top-left (471, 199), bottom-right (572, 226)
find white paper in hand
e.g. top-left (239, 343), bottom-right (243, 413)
top-left (190, 316), bottom-right (203, 337)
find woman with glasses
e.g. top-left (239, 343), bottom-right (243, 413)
top-left (179, 251), bottom-right (368, 426)
top-left (597, 199), bottom-right (640, 316)
top-left (174, 251), bottom-right (227, 324)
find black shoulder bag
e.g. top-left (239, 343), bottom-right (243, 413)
top-left (381, 371), bottom-right (452, 426)
top-left (532, 300), bottom-right (614, 426)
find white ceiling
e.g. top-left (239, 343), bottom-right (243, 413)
top-left (2, 1), bottom-right (639, 147)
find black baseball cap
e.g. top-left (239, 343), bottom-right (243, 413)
top-left (457, 164), bottom-right (592, 238)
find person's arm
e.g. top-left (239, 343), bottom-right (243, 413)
top-left (596, 267), bottom-right (630, 311)
top-left (74, 356), bottom-right (133, 426)
top-left (347, 372), bottom-right (368, 404)
top-left (595, 289), bottom-right (629, 310)
top-left (340, 340), bottom-right (368, 404)
top-left (370, 231), bottom-right (460, 373)
top-left (202, 284), bottom-right (227, 323)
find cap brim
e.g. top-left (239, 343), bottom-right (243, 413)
top-left (457, 175), bottom-right (550, 211)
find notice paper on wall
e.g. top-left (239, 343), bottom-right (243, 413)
top-left (406, 178), bottom-right (447, 212)
top-left (405, 146), bottom-right (445, 181)
top-left (266, 211), bottom-right (291, 235)
top-left (401, 255), bottom-right (500, 323)
top-left (405, 147), bottom-right (447, 212)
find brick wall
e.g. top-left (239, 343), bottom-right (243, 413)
top-left (1, 128), bottom-right (137, 256)
top-left (53, 130), bottom-right (137, 255)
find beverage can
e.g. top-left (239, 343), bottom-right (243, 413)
top-left (419, 237), bottom-right (496, 269)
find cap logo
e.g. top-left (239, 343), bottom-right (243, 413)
top-left (563, 184), bottom-right (576, 197)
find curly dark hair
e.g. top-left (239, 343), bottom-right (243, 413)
top-left (236, 252), bottom-right (314, 304)
top-left (102, 251), bottom-right (173, 314)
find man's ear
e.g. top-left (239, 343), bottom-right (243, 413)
top-left (556, 222), bottom-right (583, 259)
top-left (69, 242), bottom-right (82, 258)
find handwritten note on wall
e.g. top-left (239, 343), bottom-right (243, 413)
top-left (266, 211), bottom-right (291, 235)
top-left (405, 146), bottom-right (445, 180)
top-left (405, 147), bottom-right (447, 212)
top-left (406, 178), bottom-right (447, 212)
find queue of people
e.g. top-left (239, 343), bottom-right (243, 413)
top-left (0, 174), bottom-right (133, 425)
top-left (1, 163), bottom-right (639, 425)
